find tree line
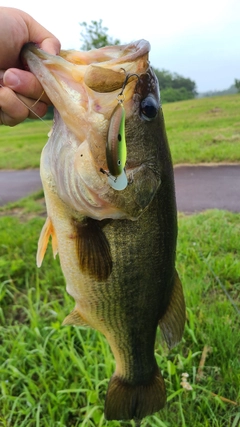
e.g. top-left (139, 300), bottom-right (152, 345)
top-left (153, 69), bottom-right (197, 102)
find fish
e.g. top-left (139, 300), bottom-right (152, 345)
top-left (22, 40), bottom-right (185, 422)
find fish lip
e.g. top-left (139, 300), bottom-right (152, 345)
top-left (21, 42), bottom-right (46, 67)
top-left (101, 39), bottom-right (151, 65)
top-left (21, 39), bottom-right (151, 70)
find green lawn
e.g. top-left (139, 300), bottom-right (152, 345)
top-left (0, 120), bottom-right (51, 169)
top-left (0, 94), bottom-right (239, 168)
top-left (163, 94), bottom-right (240, 164)
top-left (0, 195), bottom-right (239, 426)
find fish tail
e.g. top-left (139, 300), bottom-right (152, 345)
top-left (104, 367), bottom-right (166, 421)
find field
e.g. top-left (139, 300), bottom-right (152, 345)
top-left (163, 94), bottom-right (240, 164)
top-left (0, 94), bottom-right (239, 426)
top-left (0, 94), bottom-right (240, 168)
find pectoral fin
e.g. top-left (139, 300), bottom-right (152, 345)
top-left (62, 307), bottom-right (88, 327)
top-left (36, 217), bottom-right (58, 267)
top-left (159, 270), bottom-right (186, 349)
top-left (75, 217), bottom-right (112, 281)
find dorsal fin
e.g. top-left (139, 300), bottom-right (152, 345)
top-left (36, 217), bottom-right (58, 267)
top-left (74, 218), bottom-right (112, 281)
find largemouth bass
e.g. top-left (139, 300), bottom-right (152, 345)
top-left (22, 40), bottom-right (185, 422)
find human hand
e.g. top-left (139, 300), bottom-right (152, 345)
top-left (0, 7), bottom-right (60, 126)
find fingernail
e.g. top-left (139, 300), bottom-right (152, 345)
top-left (3, 70), bottom-right (20, 88)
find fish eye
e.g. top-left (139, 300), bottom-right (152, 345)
top-left (140, 95), bottom-right (159, 121)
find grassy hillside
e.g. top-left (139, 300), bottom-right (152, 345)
top-left (0, 120), bottom-right (51, 169)
top-left (0, 94), bottom-right (239, 169)
top-left (163, 94), bottom-right (240, 164)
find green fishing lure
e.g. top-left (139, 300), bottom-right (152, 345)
top-left (105, 100), bottom-right (128, 191)
top-left (106, 101), bottom-right (127, 177)
top-left (103, 71), bottom-right (139, 191)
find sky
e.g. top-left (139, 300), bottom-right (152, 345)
top-left (2, 0), bottom-right (240, 93)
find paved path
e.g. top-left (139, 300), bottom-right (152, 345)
top-left (174, 164), bottom-right (240, 213)
top-left (0, 165), bottom-right (240, 213)
top-left (0, 169), bottom-right (42, 207)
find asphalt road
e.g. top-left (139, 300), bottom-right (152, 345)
top-left (0, 165), bottom-right (240, 213)
top-left (174, 164), bottom-right (240, 213)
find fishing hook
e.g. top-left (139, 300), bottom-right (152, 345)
top-left (118, 68), bottom-right (140, 99)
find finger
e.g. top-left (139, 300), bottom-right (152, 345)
top-left (20, 93), bottom-right (48, 120)
top-left (3, 68), bottom-right (50, 104)
top-left (39, 37), bottom-right (61, 55)
top-left (0, 8), bottom-right (61, 69)
top-left (0, 70), bottom-right (3, 86)
top-left (0, 85), bottom-right (47, 126)
top-left (25, 11), bottom-right (61, 55)
top-left (21, 92), bottom-right (48, 120)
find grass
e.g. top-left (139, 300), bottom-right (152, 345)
top-left (0, 94), bottom-right (240, 168)
top-left (0, 195), bottom-right (239, 426)
top-left (163, 94), bottom-right (240, 164)
top-left (0, 120), bottom-right (51, 169)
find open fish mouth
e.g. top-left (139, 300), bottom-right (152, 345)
top-left (22, 40), bottom-right (161, 220)
top-left (21, 39), bottom-right (150, 103)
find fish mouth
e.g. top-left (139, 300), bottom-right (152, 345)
top-left (22, 41), bottom-right (160, 220)
top-left (21, 40), bottom-right (151, 142)
top-left (21, 40), bottom-right (150, 100)
top-left (22, 40), bottom-right (150, 93)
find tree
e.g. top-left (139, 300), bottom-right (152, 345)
top-left (234, 79), bottom-right (240, 93)
top-left (153, 69), bottom-right (173, 90)
top-left (153, 68), bottom-right (197, 103)
top-left (79, 20), bottom-right (120, 51)
top-left (160, 87), bottom-right (194, 103)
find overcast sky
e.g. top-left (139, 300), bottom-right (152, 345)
top-left (2, 0), bottom-right (240, 92)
